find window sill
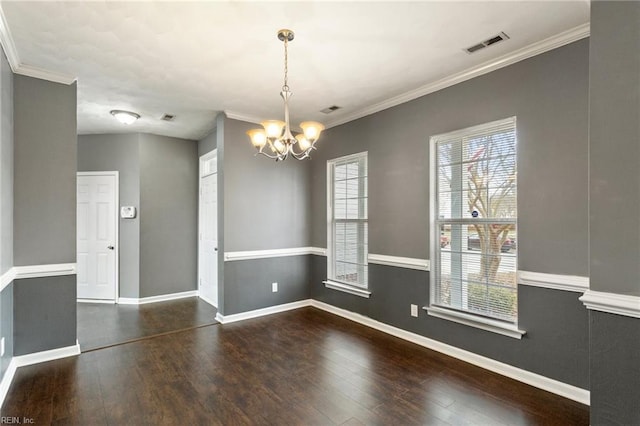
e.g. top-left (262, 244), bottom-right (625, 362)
top-left (424, 306), bottom-right (526, 339)
top-left (323, 280), bottom-right (371, 298)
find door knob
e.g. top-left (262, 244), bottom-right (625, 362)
top-left (107, 246), bottom-right (115, 250)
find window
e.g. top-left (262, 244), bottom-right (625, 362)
top-left (326, 152), bottom-right (369, 298)
top-left (429, 117), bottom-right (522, 337)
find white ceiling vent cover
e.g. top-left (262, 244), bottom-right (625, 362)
top-left (321, 105), bottom-right (341, 114)
top-left (465, 32), bottom-right (510, 54)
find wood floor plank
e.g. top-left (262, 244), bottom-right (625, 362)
top-left (3, 307), bottom-right (589, 425)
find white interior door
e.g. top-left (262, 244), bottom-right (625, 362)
top-left (199, 151), bottom-right (218, 307)
top-left (77, 173), bottom-right (118, 301)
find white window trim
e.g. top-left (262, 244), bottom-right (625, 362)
top-left (424, 306), bottom-right (525, 339)
top-left (429, 117), bottom-right (524, 337)
top-left (326, 151), bottom-right (369, 296)
top-left (323, 280), bottom-right (371, 298)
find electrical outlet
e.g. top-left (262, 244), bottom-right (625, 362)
top-left (272, 282), bottom-right (278, 292)
top-left (1, 337), bottom-right (5, 357)
top-left (410, 304), bottom-right (418, 317)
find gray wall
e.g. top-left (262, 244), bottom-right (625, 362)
top-left (589, 0), bottom-right (640, 297)
top-left (13, 75), bottom-right (77, 354)
top-left (0, 48), bottom-right (12, 276)
top-left (224, 256), bottom-right (311, 315)
top-left (13, 76), bottom-right (77, 266)
top-left (198, 129), bottom-right (216, 157)
top-left (139, 134), bottom-right (198, 298)
top-left (307, 40), bottom-right (590, 388)
top-left (13, 276), bottom-right (76, 355)
top-left (588, 2), bottom-right (640, 424)
top-left (223, 117), bottom-right (311, 251)
top-left (78, 134), bottom-right (141, 298)
top-left (0, 284), bottom-right (13, 379)
top-left (216, 115), bottom-right (312, 315)
top-left (0, 47), bottom-right (13, 382)
top-left (311, 40), bottom-right (589, 277)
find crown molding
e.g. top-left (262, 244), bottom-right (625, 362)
top-left (0, 3), bottom-right (19, 71)
top-left (224, 110), bottom-right (263, 125)
top-left (15, 63), bottom-right (76, 85)
top-left (0, 5), bottom-right (76, 85)
top-left (324, 23), bottom-right (590, 129)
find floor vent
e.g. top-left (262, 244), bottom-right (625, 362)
top-left (464, 32), bottom-right (510, 54)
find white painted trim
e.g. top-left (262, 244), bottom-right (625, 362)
top-left (198, 150), bottom-right (219, 310)
top-left (309, 247), bottom-right (327, 256)
top-left (323, 280), bottom-right (371, 298)
top-left (579, 290), bottom-right (640, 319)
top-left (1, 263), bottom-right (77, 292)
top-left (425, 306), bottom-right (526, 339)
top-left (0, 5), bottom-right (77, 84)
top-left (324, 23), bottom-right (590, 129)
top-left (224, 110), bottom-right (263, 125)
top-left (0, 358), bottom-right (17, 409)
top-left (0, 4), bottom-right (19, 72)
top-left (78, 171), bottom-right (120, 302)
top-left (310, 300), bottom-right (589, 405)
top-left (518, 271), bottom-right (589, 293)
top-left (198, 293), bottom-right (218, 309)
top-left (224, 247), bottom-right (314, 261)
top-left (15, 63), bottom-right (76, 85)
top-left (13, 341), bottom-right (81, 368)
top-left (118, 290), bottom-right (198, 305)
top-left (77, 298), bottom-right (116, 304)
top-left (13, 263), bottom-right (77, 280)
top-left (368, 254), bottom-right (430, 271)
top-left (0, 268), bottom-right (16, 292)
top-left (216, 300), bottom-right (312, 324)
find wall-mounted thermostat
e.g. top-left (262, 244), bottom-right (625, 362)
top-left (120, 206), bottom-right (136, 219)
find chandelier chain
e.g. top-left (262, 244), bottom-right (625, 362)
top-left (283, 38), bottom-right (289, 92)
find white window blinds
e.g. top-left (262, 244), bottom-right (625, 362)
top-left (328, 152), bottom-right (368, 288)
top-left (431, 117), bottom-right (517, 323)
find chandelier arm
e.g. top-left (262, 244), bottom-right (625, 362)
top-left (256, 150), bottom-right (284, 161)
top-left (288, 141), bottom-right (310, 158)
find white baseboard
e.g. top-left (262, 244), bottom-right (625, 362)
top-left (215, 313), bottom-right (224, 323)
top-left (77, 298), bottom-right (115, 304)
top-left (13, 341), bottom-right (81, 368)
top-left (309, 300), bottom-right (589, 405)
top-left (0, 341), bottom-right (81, 408)
top-left (118, 290), bottom-right (198, 305)
top-left (216, 299), bottom-right (312, 324)
top-left (0, 358), bottom-right (17, 409)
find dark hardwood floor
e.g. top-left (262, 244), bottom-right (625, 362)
top-left (5, 308), bottom-right (588, 425)
top-left (77, 297), bottom-right (218, 351)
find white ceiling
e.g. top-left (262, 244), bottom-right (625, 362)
top-left (0, 1), bottom-right (589, 140)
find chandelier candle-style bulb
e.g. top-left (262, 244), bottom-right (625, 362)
top-left (246, 29), bottom-right (325, 161)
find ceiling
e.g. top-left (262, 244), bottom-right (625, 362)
top-left (0, 1), bottom-right (589, 140)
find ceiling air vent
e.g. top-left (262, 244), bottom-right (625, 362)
top-left (464, 32), bottom-right (510, 54)
top-left (320, 105), bottom-right (341, 114)
top-left (160, 113), bottom-right (175, 121)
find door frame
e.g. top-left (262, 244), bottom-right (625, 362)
top-left (198, 150), bottom-right (217, 307)
top-left (77, 171), bottom-right (120, 303)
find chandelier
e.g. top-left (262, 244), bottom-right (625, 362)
top-left (246, 29), bottom-right (325, 161)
